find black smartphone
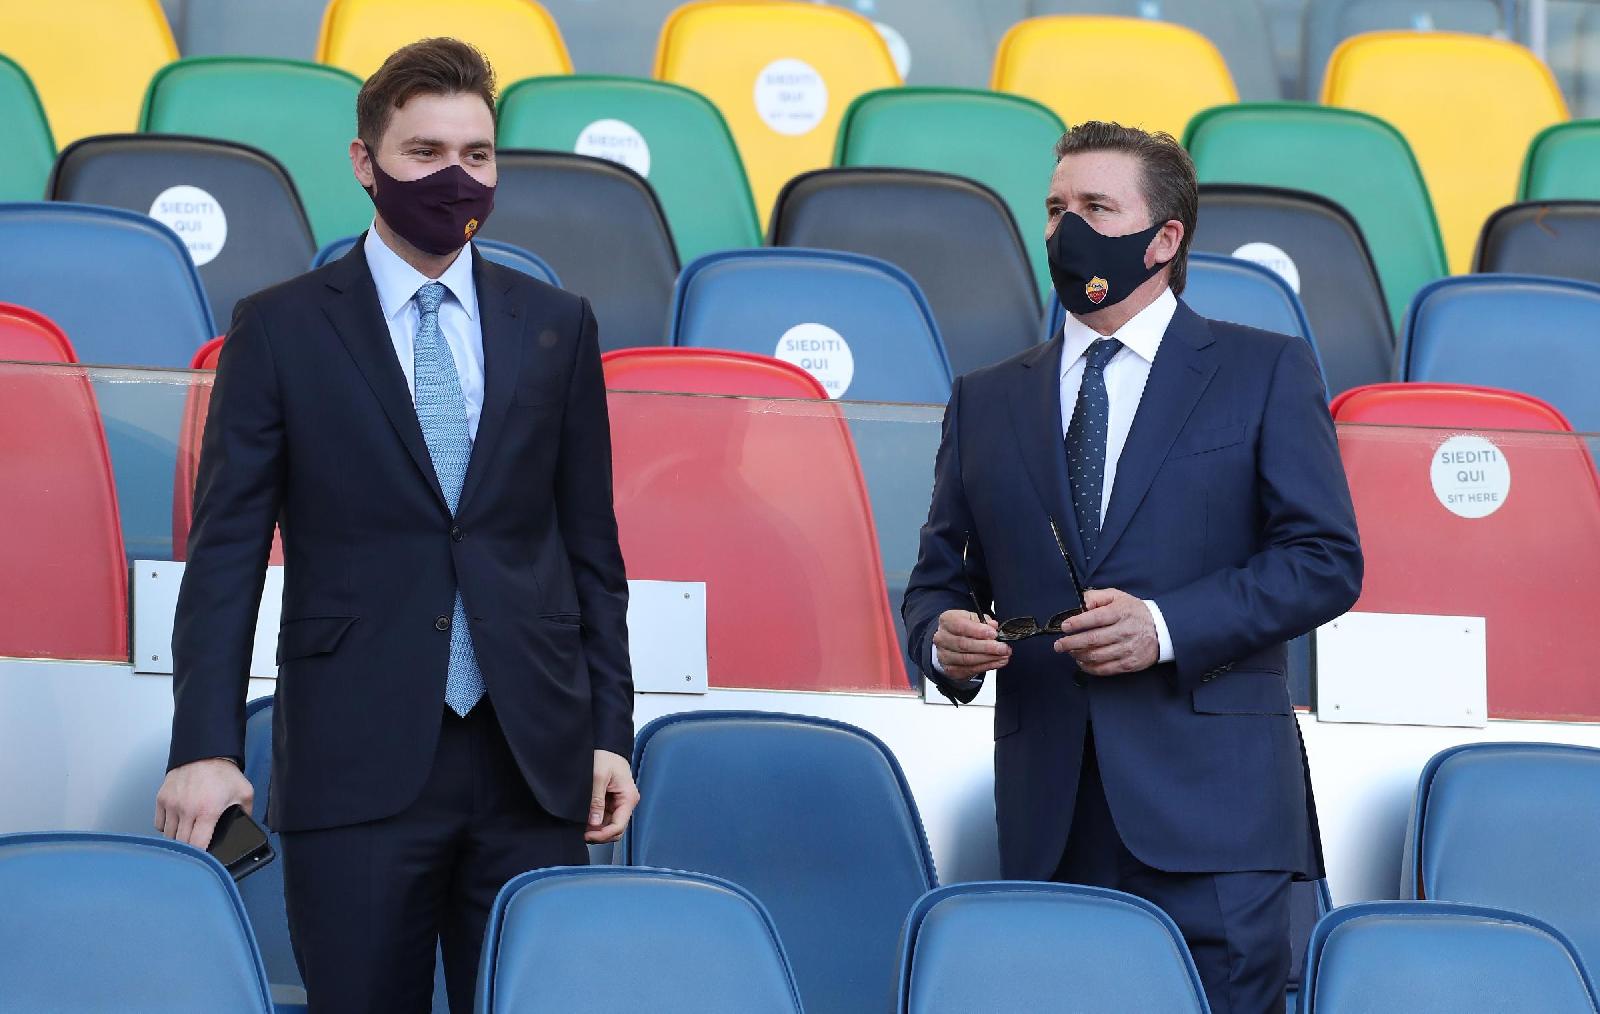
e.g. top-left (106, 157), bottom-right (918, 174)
top-left (207, 803), bottom-right (275, 882)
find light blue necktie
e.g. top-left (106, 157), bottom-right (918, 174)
top-left (413, 281), bottom-right (485, 717)
top-left (1065, 337), bottom-right (1123, 561)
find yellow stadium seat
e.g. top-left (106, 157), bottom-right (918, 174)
top-left (316, 0), bottom-right (571, 82)
top-left (991, 16), bottom-right (1237, 140)
top-left (0, 0), bottom-right (177, 146)
top-left (1322, 31), bottom-right (1568, 274)
top-left (654, 0), bottom-right (900, 224)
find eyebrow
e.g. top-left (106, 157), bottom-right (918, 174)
top-left (397, 136), bottom-right (496, 150)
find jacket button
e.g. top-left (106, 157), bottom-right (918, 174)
top-left (434, 615), bottom-right (450, 631)
top-left (450, 525), bottom-right (463, 542)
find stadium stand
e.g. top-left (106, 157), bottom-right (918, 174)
top-left (1332, 382), bottom-right (1575, 431)
top-left (0, 303), bottom-right (74, 364)
top-left (897, 882), bottom-right (1209, 1013)
top-left (623, 712), bottom-right (936, 1014)
top-left (653, 1), bottom-right (901, 223)
top-left (771, 167), bottom-right (1039, 378)
top-left (1301, 0), bottom-right (1510, 98)
top-left (1474, 201), bottom-right (1600, 286)
top-left (0, 55), bottom-right (53, 203)
top-left (315, 0), bottom-right (572, 81)
top-left (1532, 2), bottom-right (1600, 118)
top-left (1299, 901), bottom-right (1600, 1013)
top-left (1321, 31), bottom-right (1569, 274)
top-left (992, 15), bottom-right (1237, 139)
top-left (669, 248), bottom-right (951, 403)
top-left (0, 832), bottom-right (274, 1013)
top-left (497, 75), bottom-right (760, 263)
top-left (160, 0), bottom-right (327, 62)
top-left (311, 235), bottom-right (562, 288)
top-left (1521, 120), bottom-right (1600, 200)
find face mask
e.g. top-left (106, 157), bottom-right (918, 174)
top-left (1046, 211), bottom-right (1167, 316)
top-left (363, 144), bottom-right (495, 256)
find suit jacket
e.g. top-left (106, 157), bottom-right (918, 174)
top-left (902, 299), bottom-right (1361, 880)
top-left (168, 242), bottom-right (634, 833)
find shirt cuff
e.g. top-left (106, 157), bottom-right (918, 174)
top-left (1144, 599), bottom-right (1175, 664)
top-left (931, 642), bottom-right (948, 676)
top-left (930, 643), bottom-right (987, 685)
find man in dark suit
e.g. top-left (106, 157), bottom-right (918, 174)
top-left (154, 39), bottom-right (637, 1014)
top-left (902, 122), bottom-right (1361, 1014)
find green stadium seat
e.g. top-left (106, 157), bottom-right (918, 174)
top-left (140, 57), bottom-right (369, 247)
top-left (1185, 101), bottom-right (1446, 330)
top-left (1520, 120), bottom-right (1600, 200)
top-left (497, 75), bottom-right (759, 263)
top-left (0, 54), bottom-right (54, 203)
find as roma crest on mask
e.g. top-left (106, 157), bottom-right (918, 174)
top-left (1085, 276), bottom-right (1109, 305)
top-left (464, 217), bottom-right (480, 241)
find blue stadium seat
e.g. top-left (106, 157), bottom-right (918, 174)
top-left (621, 711), bottom-right (937, 1014)
top-left (1401, 274), bottom-right (1600, 433)
top-left (478, 866), bottom-right (804, 1014)
top-left (0, 831), bottom-right (274, 1013)
top-left (1288, 879), bottom-right (1335, 1012)
top-left (670, 248), bottom-right (952, 403)
top-left (898, 882), bottom-right (1209, 1013)
top-left (1400, 743), bottom-right (1600, 983)
top-left (1300, 900), bottom-right (1600, 1013)
top-left (311, 235), bottom-right (562, 288)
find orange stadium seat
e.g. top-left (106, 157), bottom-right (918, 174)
top-left (1332, 383), bottom-right (1575, 431)
top-left (0, 303), bottom-right (76, 364)
top-left (316, 0), bottom-right (572, 81)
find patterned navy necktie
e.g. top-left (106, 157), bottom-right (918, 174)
top-left (1064, 338), bottom-right (1124, 561)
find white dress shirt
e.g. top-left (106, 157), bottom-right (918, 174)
top-left (363, 225), bottom-right (486, 440)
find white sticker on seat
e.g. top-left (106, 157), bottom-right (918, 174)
top-left (1431, 435), bottom-right (1511, 519)
top-left (1231, 241), bottom-right (1301, 294)
top-left (775, 322), bottom-right (854, 398)
top-left (150, 185), bottom-right (228, 266)
top-left (575, 118), bottom-right (651, 179)
top-left (755, 58), bottom-right (829, 136)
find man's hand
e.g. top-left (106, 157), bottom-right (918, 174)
top-left (154, 758), bottom-right (254, 850)
top-left (1054, 588), bottom-right (1159, 676)
top-left (933, 609), bottom-right (1011, 679)
top-left (586, 749), bottom-right (640, 844)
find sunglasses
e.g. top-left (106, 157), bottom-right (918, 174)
top-left (963, 519), bottom-right (1088, 642)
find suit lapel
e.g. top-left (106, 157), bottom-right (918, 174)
top-left (1088, 301), bottom-right (1218, 575)
top-left (457, 250), bottom-right (523, 514)
top-left (1008, 337), bottom-right (1089, 572)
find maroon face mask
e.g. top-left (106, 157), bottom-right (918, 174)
top-left (363, 144), bottom-right (496, 255)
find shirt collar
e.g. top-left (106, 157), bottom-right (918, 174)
top-left (1060, 286), bottom-right (1177, 377)
top-left (363, 223), bottom-right (479, 323)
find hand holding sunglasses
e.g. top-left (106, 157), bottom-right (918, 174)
top-left (964, 519), bottom-right (1088, 642)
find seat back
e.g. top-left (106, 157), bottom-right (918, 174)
top-left (1332, 383), bottom-right (1574, 431)
top-left (835, 86), bottom-right (1064, 295)
top-left (1401, 743), bottom-right (1600, 981)
top-left (653, 0), bottom-right (901, 222)
top-left (49, 134), bottom-right (317, 328)
top-left (1322, 31), bottom-right (1569, 273)
top-left (497, 75), bottom-right (760, 263)
top-left (1302, 0), bottom-right (1508, 100)
top-left (898, 882), bottom-right (1208, 1014)
top-left (1521, 120), bottom-right (1600, 200)
top-left (1401, 274), bottom-right (1600, 433)
top-left (0, 303), bottom-right (75, 364)
top-left (992, 15), bottom-right (1237, 139)
top-left (770, 167), bottom-right (1039, 377)
top-left (141, 57), bottom-right (368, 246)
top-left (0, 0), bottom-right (177, 145)
top-left (670, 248), bottom-right (951, 403)
top-left (315, 0), bottom-right (571, 81)
top-left (237, 697), bottom-right (299, 996)
top-left (603, 348), bottom-right (828, 399)
top-left (1185, 102), bottom-right (1446, 330)
top-left (1475, 201), bottom-right (1600, 286)
top-left (1288, 879), bottom-right (1335, 1003)
top-left (479, 866), bottom-right (803, 1014)
top-left (310, 236), bottom-right (561, 288)
top-left (1302, 900), bottom-right (1599, 1013)
top-left (0, 54), bottom-right (54, 202)
top-left (0, 832), bottom-right (273, 1013)
top-left (1194, 184), bottom-right (1391, 395)
top-left (167, 0), bottom-right (327, 62)
top-left (623, 712), bottom-right (936, 1014)
top-left (483, 151), bottom-right (677, 350)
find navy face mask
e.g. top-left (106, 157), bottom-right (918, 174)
top-left (1046, 210), bottom-right (1168, 316)
top-left (363, 145), bottom-right (495, 256)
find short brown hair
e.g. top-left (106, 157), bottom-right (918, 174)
top-left (1054, 121), bottom-right (1199, 295)
top-left (356, 38), bottom-right (497, 148)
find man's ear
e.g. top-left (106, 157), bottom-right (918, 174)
top-left (350, 139), bottom-right (375, 190)
top-left (1147, 219), bottom-right (1184, 268)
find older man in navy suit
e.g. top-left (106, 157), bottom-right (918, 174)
top-left (903, 122), bottom-right (1361, 1014)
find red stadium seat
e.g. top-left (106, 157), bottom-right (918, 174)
top-left (0, 302), bottom-right (76, 363)
top-left (1332, 382), bottom-right (1574, 431)
top-left (189, 336), bottom-right (225, 371)
top-left (601, 348), bottom-right (905, 693)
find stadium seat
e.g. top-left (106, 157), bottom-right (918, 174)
top-left (0, 303), bottom-right (75, 364)
top-left (1194, 184), bottom-right (1392, 396)
top-left (0, 0), bottom-right (177, 146)
top-left (480, 150), bottom-right (677, 349)
top-left (315, 0), bottom-right (571, 81)
top-left (1288, 879), bottom-right (1335, 1013)
top-left (653, 1), bottom-right (901, 222)
top-left (670, 248), bottom-right (952, 403)
top-left (190, 337), bottom-right (225, 371)
top-left (1400, 743), bottom-right (1600, 980)
top-left (237, 697), bottom-right (303, 1009)
top-left (992, 16), bottom-right (1238, 139)
top-left (834, 87), bottom-right (1065, 295)
top-left (623, 712), bottom-right (936, 1014)
top-left (1332, 382), bottom-right (1574, 431)
top-left (165, 0), bottom-right (325, 61)
top-left (602, 354), bottom-right (905, 691)
top-left (1185, 102), bottom-right (1447, 330)
top-left (897, 882), bottom-right (1208, 1013)
top-left (497, 75), bottom-right (760, 263)
top-left (1301, 0), bottom-right (1508, 100)
top-left (603, 347), bottom-right (828, 398)
top-left (770, 167), bottom-right (1039, 378)
top-left (49, 135), bottom-right (318, 328)
top-left (1474, 201), bottom-right (1600, 285)
top-left (310, 235), bottom-right (561, 287)
top-left (479, 866), bottom-right (804, 1014)
top-left (0, 54), bottom-right (53, 202)
top-left (1321, 31), bottom-right (1569, 273)
top-left (1300, 900), bottom-right (1600, 1013)
top-left (1401, 274), bottom-right (1600, 433)
top-left (0, 832), bottom-right (273, 1013)
top-left (1521, 120), bottom-right (1600, 200)
top-left (141, 57), bottom-right (369, 247)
